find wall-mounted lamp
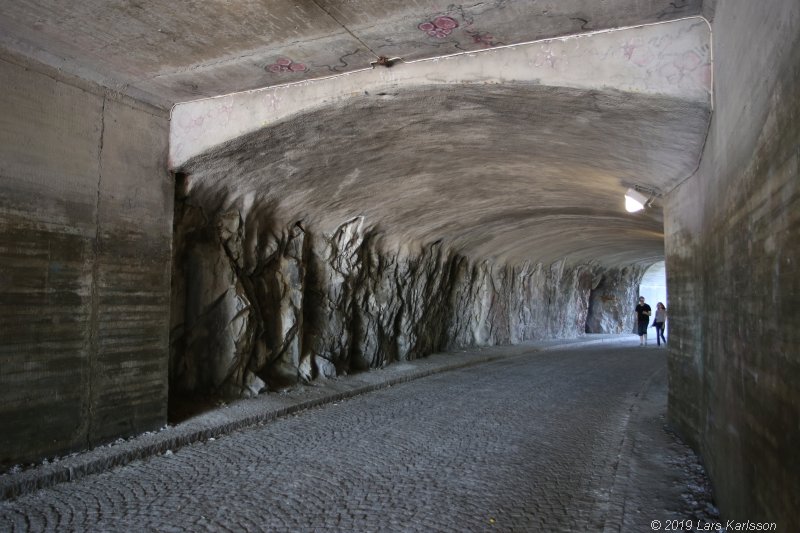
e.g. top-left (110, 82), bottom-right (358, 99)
top-left (624, 188), bottom-right (649, 213)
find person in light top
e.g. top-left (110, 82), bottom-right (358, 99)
top-left (652, 302), bottom-right (667, 347)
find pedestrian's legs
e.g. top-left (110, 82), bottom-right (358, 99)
top-left (657, 324), bottom-right (666, 345)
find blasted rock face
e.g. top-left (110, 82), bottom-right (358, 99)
top-left (169, 196), bottom-right (640, 399)
top-left (585, 267), bottom-right (644, 334)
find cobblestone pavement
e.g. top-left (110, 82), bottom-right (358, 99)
top-left (1, 340), bottom-right (717, 532)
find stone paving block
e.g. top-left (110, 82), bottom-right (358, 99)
top-left (0, 335), bottom-right (718, 532)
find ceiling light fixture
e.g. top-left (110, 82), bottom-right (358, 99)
top-left (624, 188), bottom-right (649, 213)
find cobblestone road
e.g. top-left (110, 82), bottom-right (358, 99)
top-left (1, 342), bottom-right (710, 532)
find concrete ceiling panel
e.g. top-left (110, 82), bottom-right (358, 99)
top-left (136, 33), bottom-right (375, 104)
top-left (170, 19), bottom-right (711, 167)
top-left (0, 0), bottom-right (361, 106)
top-left (0, 0), bottom-right (703, 107)
top-left (319, 0), bottom-right (704, 62)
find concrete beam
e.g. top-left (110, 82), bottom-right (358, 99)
top-left (170, 18), bottom-right (711, 169)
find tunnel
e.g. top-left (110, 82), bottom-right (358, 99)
top-left (0, 0), bottom-right (798, 527)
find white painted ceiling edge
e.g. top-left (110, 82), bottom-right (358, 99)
top-left (169, 17), bottom-right (712, 169)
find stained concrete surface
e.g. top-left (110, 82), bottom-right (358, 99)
top-left (0, 0), bottom-right (704, 107)
top-left (169, 17), bottom-right (712, 168)
top-left (0, 57), bottom-right (172, 467)
top-left (0, 337), bottom-right (718, 531)
top-left (664, 0), bottom-right (800, 525)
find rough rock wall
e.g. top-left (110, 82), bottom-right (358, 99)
top-left (585, 266), bottom-right (644, 334)
top-left (664, 0), bottom-right (799, 525)
top-left (170, 196), bottom-right (632, 399)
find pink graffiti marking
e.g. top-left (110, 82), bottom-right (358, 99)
top-left (419, 15), bottom-right (459, 38)
top-left (622, 40), bottom-right (637, 61)
top-left (695, 64), bottom-right (712, 89)
top-left (677, 50), bottom-right (702, 70)
top-left (467, 30), bottom-right (498, 48)
top-left (621, 38), bottom-right (655, 66)
top-left (660, 49), bottom-right (709, 85)
top-left (267, 58), bottom-right (308, 73)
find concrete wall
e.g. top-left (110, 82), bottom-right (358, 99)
top-left (0, 57), bottom-right (173, 466)
top-left (664, 0), bottom-right (799, 524)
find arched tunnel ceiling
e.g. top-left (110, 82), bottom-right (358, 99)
top-left (177, 18), bottom-right (712, 268)
top-left (181, 83), bottom-right (709, 267)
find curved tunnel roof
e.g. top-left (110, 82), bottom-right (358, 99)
top-left (180, 82), bottom-right (709, 267)
top-left (175, 19), bottom-right (712, 268)
top-left (1, 0), bottom-right (713, 268)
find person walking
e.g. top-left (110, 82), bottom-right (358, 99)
top-left (635, 296), bottom-right (651, 346)
top-left (652, 302), bottom-right (667, 346)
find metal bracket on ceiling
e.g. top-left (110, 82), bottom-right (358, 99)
top-left (371, 56), bottom-right (403, 68)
